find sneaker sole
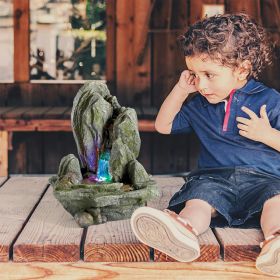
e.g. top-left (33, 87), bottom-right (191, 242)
top-left (130, 207), bottom-right (200, 262)
top-left (256, 237), bottom-right (280, 277)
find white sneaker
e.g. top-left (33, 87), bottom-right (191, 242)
top-left (256, 234), bottom-right (280, 276)
top-left (130, 206), bottom-right (200, 262)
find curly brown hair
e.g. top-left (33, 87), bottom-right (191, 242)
top-left (179, 13), bottom-right (272, 79)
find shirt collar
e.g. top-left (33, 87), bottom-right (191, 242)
top-left (201, 78), bottom-right (266, 107)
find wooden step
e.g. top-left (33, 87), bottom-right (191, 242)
top-left (0, 176), bottom-right (49, 261)
top-left (0, 177), bottom-right (7, 186)
top-left (13, 186), bottom-right (84, 262)
top-left (84, 219), bottom-right (150, 262)
top-left (214, 228), bottom-right (263, 261)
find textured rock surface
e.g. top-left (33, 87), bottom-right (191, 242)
top-left (50, 81), bottom-right (158, 227)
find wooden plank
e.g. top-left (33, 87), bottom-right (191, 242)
top-left (227, 0), bottom-right (260, 20)
top-left (150, 0), bottom-right (191, 109)
top-left (42, 107), bottom-right (69, 119)
top-left (214, 228), bottom-right (263, 262)
top-left (0, 107), bottom-right (16, 118)
top-left (116, 0), bottom-right (152, 106)
top-left (260, 0), bottom-right (280, 91)
top-left (0, 119), bottom-right (71, 132)
top-left (0, 176), bottom-right (49, 262)
top-left (189, 0), bottom-right (203, 24)
top-left (0, 177), bottom-right (7, 186)
top-left (22, 107), bottom-right (52, 119)
top-left (13, 0), bottom-right (30, 82)
top-left (0, 83), bottom-right (82, 107)
top-left (106, 0), bottom-right (116, 94)
top-left (131, 0), bottom-right (152, 107)
top-left (2, 107), bottom-right (33, 119)
top-left (171, 0), bottom-right (188, 28)
top-left (63, 107), bottom-right (72, 119)
top-left (13, 187), bottom-right (83, 262)
top-left (0, 119), bottom-right (155, 132)
top-left (0, 131), bottom-right (8, 176)
top-left (116, 0), bottom-right (134, 105)
top-left (10, 135), bottom-right (27, 173)
top-left (148, 177), bottom-right (220, 262)
top-left (84, 219), bottom-right (150, 262)
top-left (0, 261), bottom-right (274, 279)
top-left (151, 31), bottom-right (185, 107)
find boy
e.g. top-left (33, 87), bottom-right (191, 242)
top-left (130, 13), bottom-right (280, 277)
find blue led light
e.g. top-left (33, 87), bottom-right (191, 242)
top-left (96, 150), bottom-right (112, 182)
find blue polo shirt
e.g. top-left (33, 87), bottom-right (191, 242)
top-left (171, 79), bottom-right (280, 177)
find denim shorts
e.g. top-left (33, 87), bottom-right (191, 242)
top-left (167, 167), bottom-right (280, 228)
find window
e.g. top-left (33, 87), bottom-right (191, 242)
top-left (0, 0), bottom-right (13, 81)
top-left (30, 0), bottom-right (106, 81)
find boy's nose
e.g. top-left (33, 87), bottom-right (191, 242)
top-left (196, 78), bottom-right (208, 93)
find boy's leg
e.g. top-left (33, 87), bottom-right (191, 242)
top-left (179, 198), bottom-right (214, 235)
top-left (256, 194), bottom-right (280, 276)
top-left (260, 194), bottom-right (280, 238)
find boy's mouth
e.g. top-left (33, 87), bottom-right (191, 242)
top-left (203, 93), bottom-right (214, 97)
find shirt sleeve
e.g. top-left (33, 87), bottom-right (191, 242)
top-left (171, 103), bottom-right (193, 134)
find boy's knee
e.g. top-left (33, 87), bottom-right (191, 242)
top-left (185, 198), bottom-right (217, 216)
top-left (264, 194), bottom-right (280, 207)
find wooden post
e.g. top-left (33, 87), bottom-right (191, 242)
top-left (116, 0), bottom-right (152, 106)
top-left (106, 0), bottom-right (116, 94)
top-left (226, 0), bottom-right (261, 20)
top-left (0, 131), bottom-right (8, 176)
top-left (13, 0), bottom-right (30, 82)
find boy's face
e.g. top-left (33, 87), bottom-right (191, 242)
top-left (185, 55), bottom-right (247, 104)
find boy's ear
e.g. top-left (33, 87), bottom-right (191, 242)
top-left (236, 60), bottom-right (252, 80)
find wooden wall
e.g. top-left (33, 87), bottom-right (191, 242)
top-left (2, 0), bottom-right (280, 175)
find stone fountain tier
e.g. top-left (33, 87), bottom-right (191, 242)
top-left (49, 81), bottom-right (159, 227)
top-left (50, 161), bottom-right (157, 227)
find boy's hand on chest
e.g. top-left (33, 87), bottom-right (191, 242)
top-left (236, 105), bottom-right (273, 143)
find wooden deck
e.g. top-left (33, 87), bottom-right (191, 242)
top-left (0, 175), bottom-right (271, 279)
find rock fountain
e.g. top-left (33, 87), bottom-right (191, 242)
top-left (49, 81), bottom-right (159, 227)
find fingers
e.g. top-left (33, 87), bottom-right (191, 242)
top-left (260, 105), bottom-right (269, 122)
top-left (188, 75), bottom-right (195, 85)
top-left (183, 70), bottom-right (195, 85)
top-left (236, 117), bottom-right (250, 125)
top-left (241, 106), bottom-right (257, 119)
top-left (239, 130), bottom-right (248, 137)
top-left (237, 123), bottom-right (248, 131)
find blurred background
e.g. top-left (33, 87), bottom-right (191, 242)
top-left (0, 0), bottom-right (279, 175)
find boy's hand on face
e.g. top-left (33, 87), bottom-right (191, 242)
top-left (236, 105), bottom-right (273, 142)
top-left (177, 70), bottom-right (198, 96)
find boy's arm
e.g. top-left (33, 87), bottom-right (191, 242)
top-left (155, 84), bottom-right (190, 134)
top-left (155, 70), bottom-right (197, 134)
top-left (236, 105), bottom-right (280, 152)
top-left (262, 128), bottom-right (280, 152)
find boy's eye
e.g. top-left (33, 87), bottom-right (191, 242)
top-left (206, 73), bottom-right (214, 79)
